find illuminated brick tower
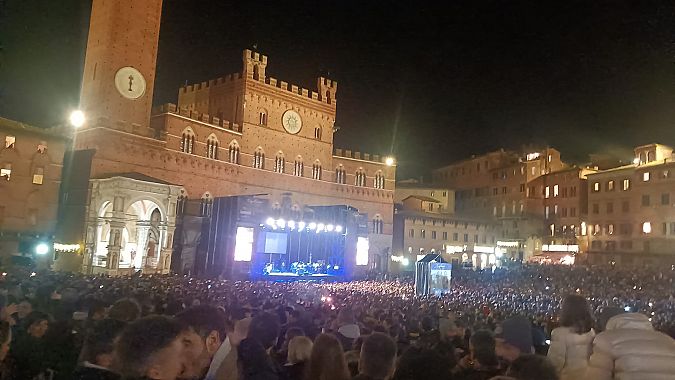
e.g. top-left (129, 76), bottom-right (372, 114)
top-left (79, 0), bottom-right (163, 130)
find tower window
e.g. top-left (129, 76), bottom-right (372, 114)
top-left (228, 141), bottom-right (240, 164)
top-left (32, 166), bottom-right (44, 185)
top-left (259, 110), bottom-right (268, 126)
top-left (335, 166), bottom-right (346, 184)
top-left (312, 161), bottom-right (322, 180)
top-left (294, 157), bottom-right (304, 177)
top-left (4, 136), bottom-right (15, 149)
top-left (274, 152), bottom-right (285, 173)
top-left (374, 171), bottom-right (385, 189)
top-left (0, 164), bottom-right (11, 181)
top-left (180, 128), bottom-right (195, 154)
top-left (355, 169), bottom-right (366, 187)
top-left (253, 148), bottom-right (265, 169)
top-left (314, 127), bottom-right (322, 140)
top-left (206, 135), bottom-right (219, 159)
top-left (200, 193), bottom-right (213, 217)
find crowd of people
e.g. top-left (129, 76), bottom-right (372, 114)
top-left (0, 263), bottom-right (672, 379)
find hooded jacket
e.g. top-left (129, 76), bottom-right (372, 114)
top-left (585, 313), bottom-right (675, 380)
top-left (547, 326), bottom-right (595, 380)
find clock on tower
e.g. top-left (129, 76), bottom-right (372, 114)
top-left (78, 0), bottom-right (163, 129)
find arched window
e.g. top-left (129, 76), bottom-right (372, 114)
top-left (314, 127), bottom-right (322, 140)
top-left (293, 156), bottom-right (304, 177)
top-left (335, 165), bottom-right (346, 184)
top-left (259, 109), bottom-right (268, 126)
top-left (253, 65), bottom-right (260, 80)
top-left (176, 189), bottom-right (188, 215)
top-left (180, 128), bottom-right (195, 154)
top-left (274, 151), bottom-right (285, 173)
top-left (355, 168), bottom-right (366, 187)
top-left (200, 192), bottom-right (213, 217)
top-left (206, 134), bottom-right (219, 159)
top-left (372, 215), bottom-right (384, 234)
top-left (253, 147), bottom-right (265, 169)
top-left (374, 171), bottom-right (385, 189)
top-left (228, 140), bottom-right (240, 164)
top-left (312, 160), bottom-right (322, 180)
top-left (326, 90), bottom-right (332, 104)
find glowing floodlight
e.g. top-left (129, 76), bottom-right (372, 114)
top-left (35, 243), bottom-right (49, 255)
top-left (69, 110), bottom-right (85, 128)
top-left (308, 222), bottom-right (317, 230)
top-left (288, 220), bottom-right (296, 230)
top-left (316, 223), bottom-right (325, 232)
top-left (326, 224), bottom-right (334, 232)
top-left (277, 219), bottom-right (286, 229)
top-left (266, 217), bottom-right (275, 227)
top-left (385, 156), bottom-right (395, 166)
top-left (335, 225), bottom-right (343, 233)
top-left (298, 221), bottom-right (306, 230)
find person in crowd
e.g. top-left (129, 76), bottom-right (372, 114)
top-left (175, 305), bottom-right (229, 380)
top-left (109, 298), bottom-right (142, 322)
top-left (546, 295), bottom-right (595, 380)
top-left (73, 318), bottom-right (127, 380)
top-left (585, 312), bottom-right (675, 380)
top-left (213, 316), bottom-right (251, 380)
top-left (283, 335), bottom-right (311, 380)
top-left (354, 332), bottom-right (397, 380)
top-left (11, 310), bottom-right (51, 379)
top-left (113, 315), bottom-right (186, 380)
top-left (344, 350), bottom-right (360, 378)
top-left (594, 307), bottom-right (624, 333)
top-left (496, 316), bottom-right (533, 361)
top-left (505, 354), bottom-right (559, 380)
top-left (455, 329), bottom-right (505, 380)
top-left (335, 308), bottom-right (360, 352)
top-left (238, 313), bottom-right (286, 380)
top-left (392, 346), bottom-right (453, 380)
top-left (275, 326), bottom-right (305, 365)
top-left (0, 321), bottom-right (10, 363)
top-left (305, 333), bottom-right (350, 380)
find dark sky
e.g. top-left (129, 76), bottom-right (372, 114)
top-left (2, 0), bottom-right (675, 179)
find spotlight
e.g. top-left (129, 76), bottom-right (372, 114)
top-left (624, 306), bottom-right (631, 312)
top-left (402, 258), bottom-right (410, 266)
top-left (288, 220), bottom-right (296, 230)
top-left (326, 224), bottom-right (334, 232)
top-left (333, 265), bottom-right (340, 270)
top-left (277, 219), bottom-right (286, 229)
top-left (308, 222), bottom-right (317, 230)
top-left (266, 217), bottom-right (275, 226)
top-left (335, 225), bottom-right (343, 233)
top-left (69, 110), bottom-right (85, 128)
top-left (317, 223), bottom-right (325, 232)
top-left (298, 221), bottom-right (306, 230)
top-left (385, 156), bottom-right (395, 166)
top-left (35, 242), bottom-right (49, 255)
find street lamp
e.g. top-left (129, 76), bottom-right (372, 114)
top-left (69, 110), bottom-right (85, 128)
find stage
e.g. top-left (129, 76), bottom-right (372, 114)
top-left (260, 272), bottom-right (340, 282)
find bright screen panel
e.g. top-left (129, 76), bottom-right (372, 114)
top-left (234, 227), bottom-right (254, 262)
top-left (264, 232), bottom-right (288, 254)
top-left (356, 237), bottom-right (369, 266)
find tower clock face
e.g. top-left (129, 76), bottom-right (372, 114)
top-left (114, 66), bottom-right (147, 99)
top-left (282, 110), bottom-right (302, 134)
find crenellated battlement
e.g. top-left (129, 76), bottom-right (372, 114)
top-left (151, 103), bottom-right (241, 133)
top-left (179, 49), bottom-right (337, 106)
top-left (180, 73), bottom-right (242, 93)
top-left (333, 148), bottom-right (386, 165)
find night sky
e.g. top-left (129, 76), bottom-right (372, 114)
top-left (2, 0), bottom-right (675, 179)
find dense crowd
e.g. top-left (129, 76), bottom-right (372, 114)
top-left (0, 263), bottom-right (672, 380)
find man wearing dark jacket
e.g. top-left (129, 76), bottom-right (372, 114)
top-left (353, 333), bottom-right (397, 380)
top-left (72, 319), bottom-right (126, 380)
